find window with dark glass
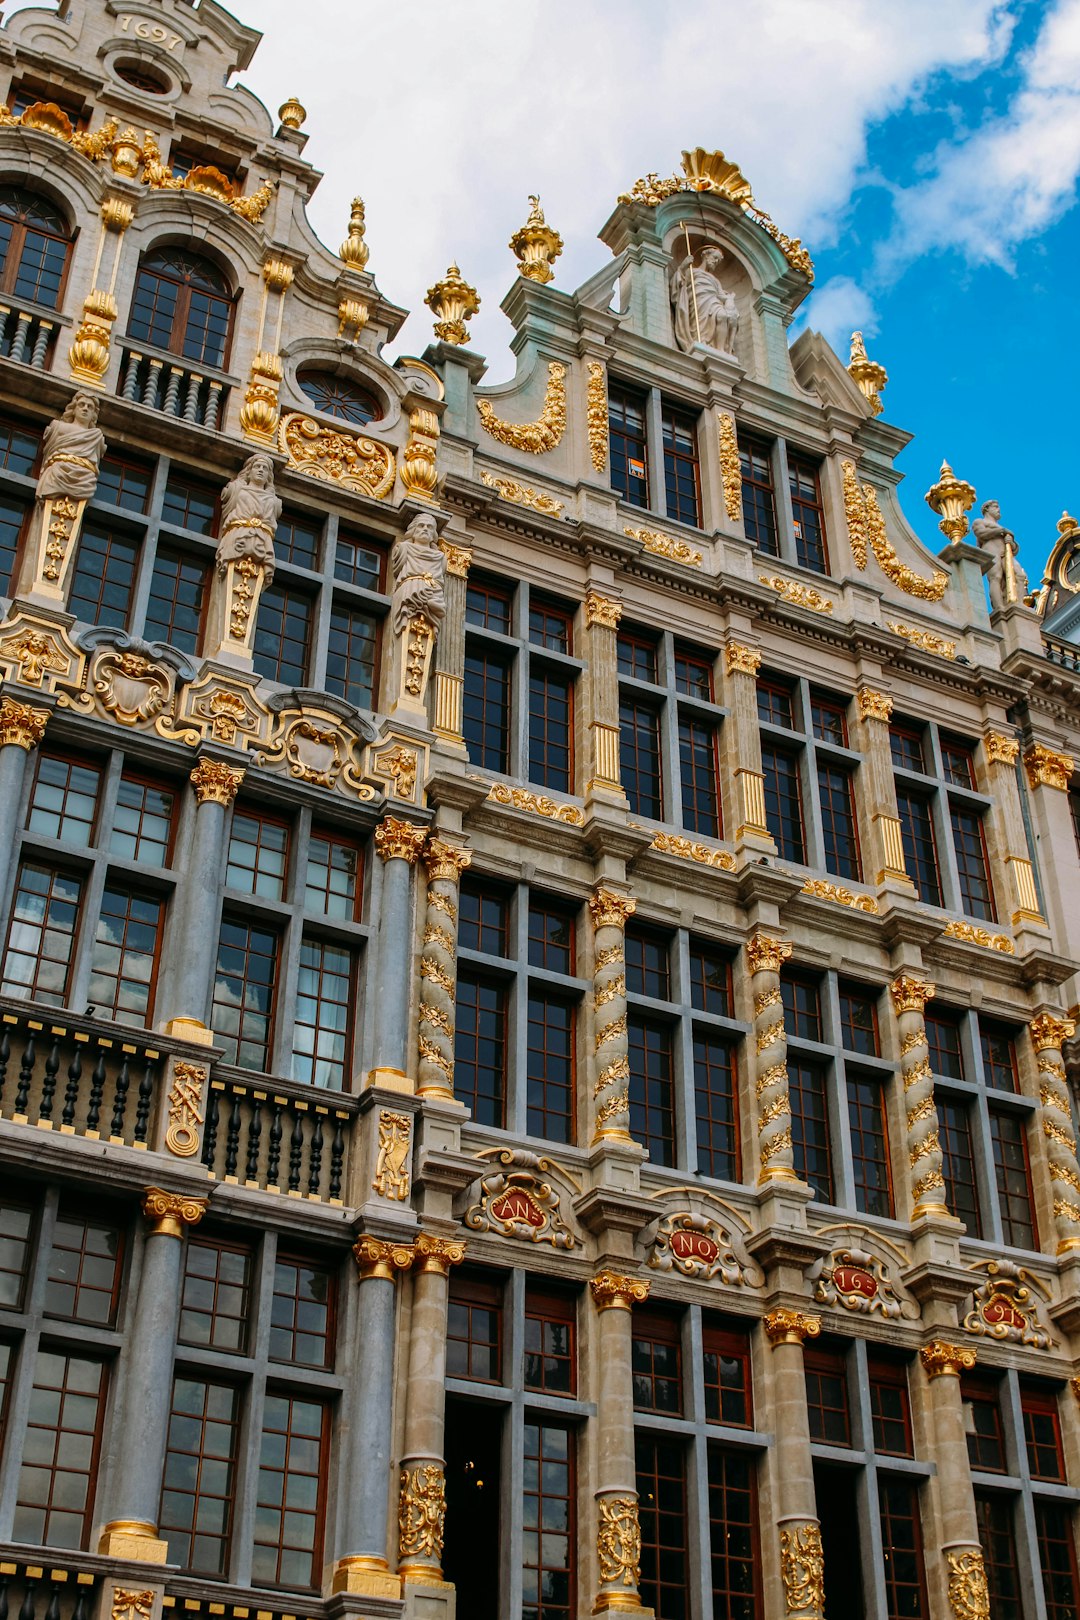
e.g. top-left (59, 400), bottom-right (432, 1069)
top-left (521, 1422), bottom-right (574, 1620)
top-left (939, 1099), bottom-right (981, 1237)
top-left (895, 787), bottom-right (941, 905)
top-left (636, 1435), bottom-right (690, 1620)
top-left (962, 1377), bottom-right (1007, 1471)
top-left (454, 971), bottom-right (506, 1127)
top-left (1022, 1386), bottom-right (1067, 1481)
top-left (811, 694), bottom-right (847, 747)
top-left (305, 830), bottom-right (362, 921)
top-left (447, 1273), bottom-right (502, 1383)
top-left (761, 742), bottom-right (805, 863)
top-left (0, 1198), bottom-right (33, 1308)
top-left (789, 1057), bottom-right (833, 1201)
top-left (179, 1237), bottom-right (252, 1352)
top-left (889, 724), bottom-right (926, 774)
top-left (460, 879), bottom-right (509, 956)
top-left (950, 803), bottom-right (995, 920)
top-left (326, 603), bottom-right (379, 710)
top-left (162, 470), bottom-right (217, 534)
top-left (840, 983), bottom-right (879, 1056)
top-left (159, 1377), bottom-right (240, 1574)
top-left (689, 940), bottom-right (731, 1016)
top-left (662, 401), bottom-right (700, 526)
top-left (14, 1350), bottom-right (107, 1549)
top-left (252, 1395), bottom-right (330, 1591)
top-left (466, 577), bottom-right (512, 632)
top-left (625, 927), bottom-right (670, 1000)
top-left (679, 712), bottom-right (720, 836)
top-left (757, 679), bottom-right (794, 729)
top-left (702, 1322), bottom-right (752, 1427)
top-left (143, 547), bottom-right (210, 653)
top-left (253, 583), bottom-right (311, 686)
top-left (694, 1031), bottom-right (738, 1181)
top-left (275, 508), bottom-right (320, 569)
top-left (789, 454), bottom-right (828, 573)
top-left (0, 488), bottom-right (30, 593)
top-left (68, 524), bottom-right (139, 629)
top-left (620, 695), bottom-right (662, 819)
top-left (941, 735), bottom-right (976, 788)
top-left (925, 1010), bottom-right (965, 1080)
top-left (674, 645), bottom-right (713, 700)
top-left (980, 1022), bottom-right (1019, 1092)
top-left (0, 186), bottom-right (71, 310)
top-left (334, 528), bottom-right (384, 590)
top-left (1036, 1500), bottom-right (1080, 1619)
top-left (805, 1346), bottom-right (850, 1446)
top-left (848, 1074), bottom-right (892, 1218)
top-left (617, 628), bottom-right (658, 683)
top-left (44, 1209), bottom-right (124, 1325)
top-left (524, 1286), bottom-right (575, 1395)
top-left (708, 1445), bottom-right (759, 1617)
top-left (609, 383), bottom-right (648, 508)
top-left (226, 809), bottom-right (289, 900)
top-left (529, 595), bottom-right (572, 654)
top-left (990, 1110), bottom-right (1036, 1249)
top-left (879, 1477), bottom-right (929, 1620)
top-left (128, 248), bottom-right (233, 368)
top-left (529, 663), bottom-right (573, 792)
top-left (781, 974), bottom-right (822, 1041)
top-left (528, 897), bottom-right (574, 974)
top-left (868, 1358), bottom-right (913, 1457)
top-left (818, 760), bottom-right (860, 880)
top-left (976, 1493), bottom-right (1022, 1620)
top-left (96, 452), bottom-right (152, 513)
top-left (294, 938), bottom-right (355, 1089)
top-left (628, 1015), bottom-right (674, 1167)
top-left (526, 992), bottom-right (574, 1142)
top-left (211, 917), bottom-right (278, 1071)
top-left (270, 1254), bottom-right (336, 1369)
top-left (632, 1310), bottom-right (683, 1414)
top-left (739, 438), bottom-right (778, 555)
top-left (297, 369), bottom-right (380, 424)
top-left (464, 647), bottom-right (511, 774)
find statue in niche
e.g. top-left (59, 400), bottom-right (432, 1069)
top-left (216, 453), bottom-right (282, 579)
top-left (972, 499), bottom-right (1029, 613)
top-left (36, 391), bottom-right (106, 503)
top-left (392, 510), bottom-right (446, 635)
top-left (671, 245), bottom-right (739, 355)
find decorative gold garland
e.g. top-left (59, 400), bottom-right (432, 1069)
top-left (477, 361), bottom-right (567, 453)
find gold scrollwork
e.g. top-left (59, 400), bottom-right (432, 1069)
top-left (590, 885), bottom-right (637, 931)
top-left (597, 1495), bottom-right (642, 1588)
top-left (919, 1339), bottom-right (976, 1378)
top-left (111, 1591), bottom-right (154, 1620)
top-left (887, 619), bottom-right (957, 660)
top-left (626, 526), bottom-right (702, 567)
top-left (373, 1111), bottom-right (411, 1201)
top-left (801, 878), bottom-right (880, 914)
top-left (779, 1520), bottom-right (825, 1616)
top-left (141, 1187), bottom-right (208, 1238)
top-left (725, 642), bottom-right (761, 678)
top-left (485, 782), bottom-right (584, 825)
top-left (856, 687), bottom-right (893, 724)
top-left (477, 362), bottom-right (567, 453)
top-left (649, 830), bottom-right (736, 871)
top-left (759, 574), bottom-right (834, 613)
top-left (746, 931), bottom-right (793, 975)
top-left (398, 1463), bottom-right (446, 1562)
top-left (943, 919), bottom-right (1014, 954)
top-left (763, 1309), bottom-right (821, 1346)
top-left (0, 696), bottom-right (49, 750)
top-left (478, 468), bottom-right (564, 517)
top-left (590, 1270), bottom-right (651, 1310)
top-left (718, 412), bottom-right (742, 522)
top-left (946, 1548), bottom-right (991, 1620)
top-left (863, 484), bottom-right (948, 601)
top-left (1024, 744), bottom-right (1074, 792)
top-left (890, 973), bottom-right (935, 1016)
top-left (586, 361), bottom-right (607, 472)
top-left (374, 817), bottom-right (428, 864)
top-left (279, 413), bottom-right (395, 499)
top-left (165, 1061), bottom-right (206, 1156)
top-left (584, 589), bottom-right (622, 629)
top-left (189, 758), bottom-right (244, 807)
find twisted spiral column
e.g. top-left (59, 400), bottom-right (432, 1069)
top-left (589, 884), bottom-right (636, 1145)
top-left (417, 837), bottom-right (471, 1100)
top-left (1030, 1012), bottom-right (1080, 1253)
top-left (747, 931), bottom-right (796, 1183)
top-left (891, 973), bottom-right (948, 1220)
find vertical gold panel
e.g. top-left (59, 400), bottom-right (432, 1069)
top-left (433, 673), bottom-right (463, 741)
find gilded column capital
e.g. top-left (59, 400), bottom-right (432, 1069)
top-left (584, 588), bottom-right (622, 630)
top-left (724, 641), bottom-right (762, 678)
top-left (589, 884), bottom-right (637, 931)
top-left (414, 1232), bottom-right (467, 1275)
top-left (0, 695), bottom-right (49, 749)
top-left (746, 931), bottom-right (793, 975)
top-left (374, 816), bottom-right (428, 864)
top-left (423, 837), bottom-right (472, 883)
top-left (946, 1548), bottom-right (990, 1620)
top-left (984, 730), bottom-right (1019, 766)
top-left (438, 538), bottom-right (472, 577)
top-left (890, 972), bottom-right (935, 1016)
top-left (261, 256), bottom-right (294, 292)
top-left (590, 1269), bottom-right (650, 1311)
top-left (1030, 1011), bottom-right (1076, 1051)
top-left (353, 1233), bottom-right (415, 1281)
top-left (1024, 743), bottom-right (1074, 792)
top-left (189, 757), bottom-right (244, 807)
top-left (101, 196), bottom-right (134, 232)
top-left (763, 1307), bottom-right (821, 1346)
top-left (141, 1187), bottom-right (208, 1238)
top-left (919, 1339), bottom-right (976, 1378)
top-left (855, 687), bottom-right (893, 724)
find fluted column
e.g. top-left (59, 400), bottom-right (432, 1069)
top-left (763, 1309), bottom-right (825, 1619)
top-left (397, 1233), bottom-right (466, 1584)
top-left (747, 930), bottom-right (796, 1183)
top-left (723, 641), bottom-right (771, 849)
top-left (370, 815), bottom-right (428, 1088)
top-left (432, 539), bottom-right (471, 745)
top-left (1030, 1012), bottom-right (1080, 1252)
top-left (982, 731), bottom-right (1044, 927)
top-left (0, 695), bottom-right (48, 907)
top-left (589, 884), bottom-right (637, 1145)
top-left (161, 758), bottom-right (244, 1037)
top-left (583, 589), bottom-right (624, 802)
top-left (417, 837), bottom-right (471, 1100)
top-left (891, 972), bottom-right (949, 1220)
top-left (853, 686), bottom-right (911, 886)
top-left (918, 1341), bottom-right (988, 1618)
top-left (589, 1271), bottom-right (651, 1615)
top-left (332, 1235), bottom-right (415, 1597)
top-left (97, 1188), bottom-right (207, 1562)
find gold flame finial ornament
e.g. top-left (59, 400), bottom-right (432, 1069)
top-left (847, 330), bottom-right (888, 416)
top-left (509, 195), bottom-right (563, 284)
top-left (278, 96), bottom-right (306, 131)
top-left (340, 196), bottom-right (369, 272)
top-left (925, 460), bottom-right (977, 543)
top-left (425, 263), bottom-right (481, 346)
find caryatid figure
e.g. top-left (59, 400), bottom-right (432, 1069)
top-left (204, 453), bottom-right (283, 664)
top-left (16, 390), bottom-right (106, 601)
top-left (390, 510), bottom-right (446, 712)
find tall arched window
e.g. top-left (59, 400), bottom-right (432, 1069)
top-left (127, 248), bottom-right (233, 369)
top-left (0, 187), bottom-right (72, 309)
top-left (297, 369), bottom-right (381, 425)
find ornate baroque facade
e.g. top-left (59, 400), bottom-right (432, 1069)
top-left (0, 5), bottom-right (1078, 1620)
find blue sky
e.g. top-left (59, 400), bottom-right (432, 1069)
top-left (10, 0), bottom-right (1079, 582)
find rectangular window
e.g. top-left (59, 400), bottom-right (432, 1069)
top-left (110, 777), bottom-right (175, 867)
top-left (703, 1323), bottom-right (752, 1428)
top-left (707, 1447), bottom-right (759, 1614)
top-left (528, 596), bottom-right (572, 653)
top-left (1022, 1386), bottom-right (1067, 1481)
top-left (528, 897), bottom-right (575, 974)
top-left (275, 509), bottom-right (320, 570)
top-left (781, 975), bottom-right (822, 1041)
top-left (818, 763), bottom-right (860, 880)
top-left (1, 862), bottom-right (83, 1004)
top-left (810, 695), bottom-right (848, 746)
top-left (789, 455), bottom-right (828, 573)
top-left (212, 917), bottom-right (279, 1071)
top-left (0, 414), bottom-right (41, 474)
top-left (848, 1075), bottom-right (892, 1218)
top-left (88, 886), bottom-right (164, 1026)
top-left (689, 941), bottom-right (731, 1016)
top-left (454, 972), bottom-right (506, 1127)
top-left (625, 927), bottom-right (671, 999)
top-left (679, 714), bottom-right (720, 837)
top-left (617, 628), bottom-right (658, 684)
top-left (739, 439), bottom-right (778, 556)
top-left (0, 1198), bottom-right (33, 1308)
top-left (254, 584), bottom-right (311, 686)
top-left (160, 1377), bottom-right (240, 1575)
top-left (460, 880), bottom-right (509, 957)
top-left (761, 743), bottom-right (805, 863)
top-left (465, 577), bottom-right (512, 633)
top-left (896, 788), bottom-right (941, 906)
top-left (524, 1286), bottom-right (576, 1395)
top-left (628, 1015), bottom-right (674, 1168)
top-left (97, 453), bottom-right (152, 513)
top-left (941, 735), bottom-right (976, 789)
top-left (334, 528), bottom-right (384, 589)
top-left (990, 1110), bottom-right (1036, 1249)
top-left (1036, 1501), bottom-right (1080, 1620)
top-left (45, 1209), bottom-right (123, 1325)
top-left (694, 1032), bottom-right (738, 1181)
top-left (28, 753), bottom-right (101, 846)
top-left (980, 1022), bottom-right (1018, 1092)
top-left (143, 548), bottom-right (210, 654)
top-left (925, 1011), bottom-right (965, 1079)
top-left (632, 1311), bottom-right (682, 1414)
top-left (15, 1351), bottom-right (106, 1548)
top-left (868, 1358), bottom-right (913, 1457)
top-left (757, 679), bottom-right (795, 729)
top-left (879, 1477), bottom-right (928, 1620)
top-left (674, 645), bottom-right (713, 700)
top-left (226, 809), bottom-right (290, 900)
top-left (69, 524), bottom-right (138, 629)
top-left (789, 1058), bottom-right (833, 1201)
top-left (609, 384), bottom-right (649, 508)
top-left (521, 1423), bottom-right (574, 1620)
top-left (252, 1394), bottom-right (329, 1591)
top-left (620, 697), bottom-right (662, 819)
top-left (805, 1347), bottom-right (850, 1445)
top-left (526, 992), bottom-right (574, 1143)
top-left (939, 1099), bottom-right (981, 1237)
top-left (975, 1492), bottom-right (1022, 1620)
top-left (162, 471), bottom-right (217, 534)
top-left (179, 1238), bottom-right (252, 1353)
top-left (464, 648), bottom-right (511, 773)
top-left (447, 1273), bottom-right (502, 1383)
top-left (0, 489), bottom-right (29, 593)
top-left (326, 603), bottom-right (379, 710)
top-left (528, 665), bottom-right (573, 792)
top-left (890, 725), bottom-right (926, 774)
top-left (662, 402), bottom-right (700, 527)
top-left (270, 1254), bottom-right (335, 1369)
top-left (840, 984), bottom-right (879, 1056)
top-left (294, 938), bottom-right (355, 1089)
top-left (636, 1435), bottom-right (689, 1620)
top-left (951, 804), bottom-right (995, 920)
top-left (962, 1378), bottom-right (1007, 1472)
top-left (304, 830), bottom-right (361, 921)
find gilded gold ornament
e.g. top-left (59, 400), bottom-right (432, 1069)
top-left (189, 758), bottom-right (244, 807)
top-left (590, 1271), bottom-right (650, 1310)
top-left (760, 574), bottom-right (833, 612)
top-left (887, 619), bottom-right (957, 659)
top-left (801, 878), bottom-right (879, 913)
top-left (925, 460), bottom-right (976, 544)
top-left (485, 782), bottom-right (584, 825)
top-left (280, 414), bottom-right (395, 500)
top-left (509, 194), bottom-right (563, 284)
top-left (165, 1061), bottom-right (206, 1156)
top-left (717, 411), bottom-right (742, 522)
top-left (373, 1112), bottom-right (412, 1201)
top-left (585, 589), bottom-right (622, 629)
top-left (779, 1520), bottom-right (825, 1616)
top-left (374, 817), bottom-right (428, 864)
top-left (943, 920), bottom-right (1013, 954)
top-left (141, 1187), bottom-right (208, 1238)
top-left (725, 642), bottom-right (761, 678)
top-left (649, 830), bottom-right (736, 871)
top-left (478, 468), bottom-right (564, 516)
top-left (1024, 744), bottom-right (1074, 792)
top-left (425, 263), bottom-right (480, 346)
top-left (763, 1308), bottom-right (821, 1346)
top-left (890, 974), bottom-right (934, 1016)
top-left (340, 196), bottom-right (370, 271)
top-left (746, 931), bottom-right (793, 975)
top-left (847, 330), bottom-right (887, 415)
top-left (856, 688), bottom-right (893, 724)
top-left (0, 697), bottom-right (48, 750)
top-left (398, 1464), bottom-right (446, 1563)
top-left (477, 361), bottom-right (567, 453)
top-left (984, 730), bottom-right (1019, 766)
top-left (597, 1495), bottom-right (642, 1589)
top-left (590, 885), bottom-right (637, 931)
top-left (278, 96), bottom-right (306, 130)
top-left (919, 1339), bottom-right (976, 1378)
top-left (627, 526), bottom-right (702, 567)
top-left (586, 361), bottom-right (608, 472)
top-left (946, 1548), bottom-right (990, 1620)
top-left (352, 1234), bottom-right (415, 1281)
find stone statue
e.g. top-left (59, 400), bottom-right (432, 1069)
top-left (671, 246), bottom-right (739, 355)
top-left (36, 391), bottom-right (106, 503)
top-left (216, 453), bottom-right (282, 579)
top-left (972, 499), bottom-right (1029, 613)
top-left (391, 511), bottom-right (446, 635)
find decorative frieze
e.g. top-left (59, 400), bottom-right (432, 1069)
top-left (649, 830), bottom-right (737, 871)
top-left (759, 574), bottom-right (833, 613)
top-left (887, 619), bottom-right (957, 659)
top-left (779, 1520), bottom-right (825, 1617)
top-left (280, 413), bottom-right (395, 499)
top-left (464, 1152), bottom-right (577, 1248)
top-left (485, 782), bottom-right (585, 825)
top-left (945, 1549), bottom-right (990, 1620)
top-left (801, 878), bottom-right (879, 914)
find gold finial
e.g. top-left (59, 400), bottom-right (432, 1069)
top-left (340, 196), bottom-right (369, 272)
top-left (278, 96), bottom-right (306, 131)
top-left (847, 330), bottom-right (888, 416)
top-left (925, 459), bottom-right (976, 543)
top-left (425, 262), bottom-right (480, 346)
top-left (509, 194), bottom-right (563, 284)
top-left (1058, 510), bottom-right (1079, 538)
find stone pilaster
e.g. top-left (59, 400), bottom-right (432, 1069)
top-left (1030, 1012), bottom-right (1080, 1253)
top-left (0, 694), bottom-right (48, 907)
top-left (891, 972), bottom-right (949, 1220)
top-left (369, 815), bottom-right (428, 1090)
top-left (432, 538), bottom-right (471, 746)
top-left (746, 931), bottom-right (796, 1184)
top-left (589, 1270), bottom-right (651, 1616)
top-left (159, 757), bottom-right (244, 1040)
top-left (589, 884), bottom-right (637, 1145)
top-left (417, 837), bottom-right (471, 1101)
top-left (332, 1235), bottom-right (416, 1597)
top-left (583, 588), bottom-right (624, 803)
top-left (97, 1188), bottom-right (207, 1563)
top-left (397, 1233), bottom-right (466, 1585)
top-left (853, 686), bottom-right (911, 887)
top-left (763, 1309), bottom-right (825, 1620)
top-left (918, 1341), bottom-right (988, 1619)
top-left (981, 731), bottom-right (1043, 927)
top-left (723, 640), bottom-right (772, 851)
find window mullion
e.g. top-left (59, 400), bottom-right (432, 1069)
top-left (644, 389), bottom-right (665, 517)
top-left (510, 886), bottom-right (529, 1132)
top-left (504, 1269), bottom-right (527, 1616)
top-left (772, 436), bottom-right (798, 566)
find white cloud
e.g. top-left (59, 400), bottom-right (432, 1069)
top-left (796, 275), bottom-right (878, 352)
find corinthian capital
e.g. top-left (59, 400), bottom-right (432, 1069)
top-left (0, 695), bottom-right (49, 750)
top-left (589, 1269), bottom-right (650, 1311)
top-left (423, 837), bottom-right (472, 883)
top-left (890, 973), bottom-right (935, 1016)
top-left (375, 816), bottom-right (428, 864)
top-left (589, 884), bottom-right (636, 932)
top-left (189, 757), bottom-right (245, 806)
top-left (763, 1307), bottom-right (821, 1346)
top-left (746, 931), bottom-right (793, 975)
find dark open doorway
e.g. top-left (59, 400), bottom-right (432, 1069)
top-left (443, 1396), bottom-right (503, 1620)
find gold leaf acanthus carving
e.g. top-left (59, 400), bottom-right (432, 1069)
top-left (760, 574), bottom-right (833, 613)
top-left (478, 469), bottom-right (564, 517)
top-left (943, 919), bottom-right (1014, 954)
top-left (649, 830), bottom-right (737, 871)
top-left (477, 362), bottom-right (567, 453)
top-left (597, 1495), bottom-right (642, 1587)
top-left (626, 526), bottom-right (702, 566)
top-left (586, 361), bottom-right (608, 472)
top-left (946, 1548), bottom-right (991, 1620)
top-left (137, 131), bottom-right (275, 222)
top-left (779, 1521), bottom-right (826, 1614)
top-left (398, 1464), bottom-right (446, 1563)
top-left (485, 781), bottom-right (584, 825)
top-left (718, 412), bottom-right (742, 522)
top-left (279, 413), bottom-right (395, 500)
top-left (801, 878), bottom-right (880, 914)
top-left (863, 484), bottom-right (949, 602)
top-left (887, 620), bottom-right (957, 660)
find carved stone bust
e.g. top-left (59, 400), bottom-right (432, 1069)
top-left (671, 246), bottom-right (739, 355)
top-left (37, 391), bottom-right (106, 504)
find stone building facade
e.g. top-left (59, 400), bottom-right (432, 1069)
top-left (0, 4), bottom-right (1077, 1620)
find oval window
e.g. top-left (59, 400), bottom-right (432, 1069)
top-left (298, 369), bottom-right (381, 426)
top-left (114, 59), bottom-right (172, 95)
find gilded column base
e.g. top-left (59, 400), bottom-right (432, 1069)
top-left (398, 1563), bottom-right (450, 1587)
top-left (97, 1519), bottom-right (169, 1563)
top-left (757, 1162), bottom-right (801, 1185)
top-left (160, 1016), bottom-right (216, 1047)
top-left (592, 1595), bottom-right (654, 1616)
top-left (366, 1066), bottom-right (416, 1095)
top-left (330, 1554), bottom-right (403, 1597)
